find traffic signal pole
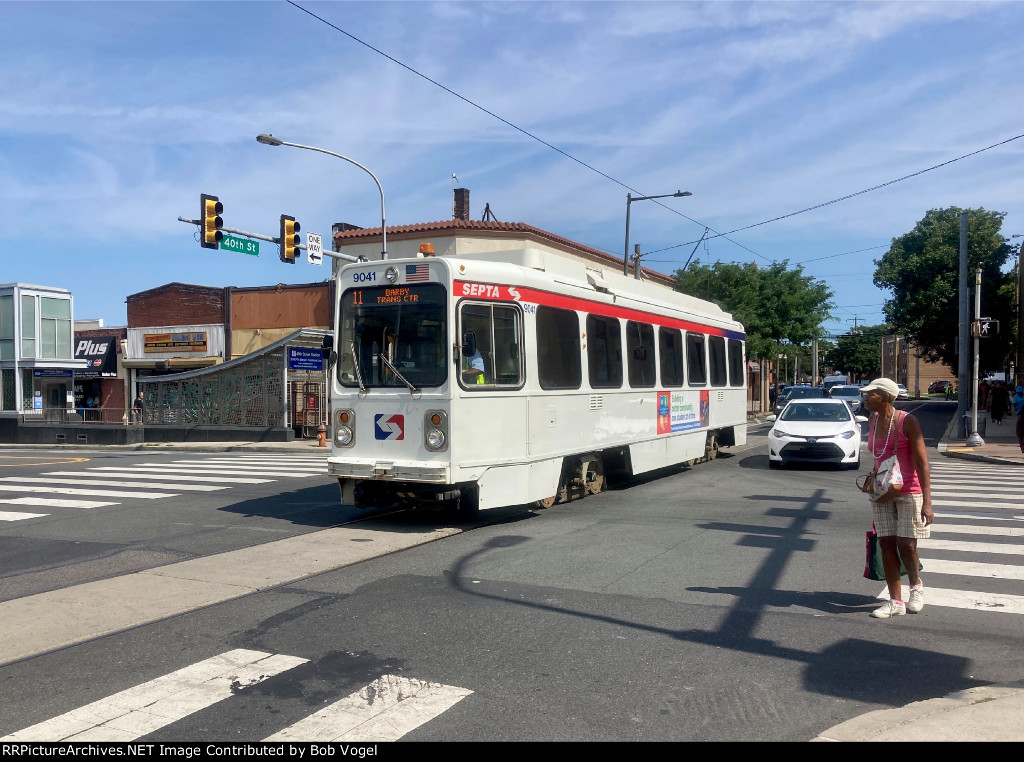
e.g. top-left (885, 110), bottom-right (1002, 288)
top-left (177, 216), bottom-right (359, 262)
top-left (967, 267), bottom-right (984, 447)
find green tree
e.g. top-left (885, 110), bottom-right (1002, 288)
top-left (824, 324), bottom-right (886, 381)
top-left (874, 207), bottom-right (1015, 373)
top-left (674, 260), bottom-right (834, 362)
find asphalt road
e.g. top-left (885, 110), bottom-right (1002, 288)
top-left (2, 400), bottom-right (1022, 741)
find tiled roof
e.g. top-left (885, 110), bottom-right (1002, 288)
top-left (332, 219), bottom-right (673, 283)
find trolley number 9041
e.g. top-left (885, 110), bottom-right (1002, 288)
top-left (352, 271), bottom-right (378, 283)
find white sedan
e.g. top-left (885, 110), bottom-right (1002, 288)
top-left (896, 383), bottom-right (910, 400)
top-left (766, 399), bottom-right (867, 470)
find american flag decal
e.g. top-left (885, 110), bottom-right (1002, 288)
top-left (405, 263), bottom-right (429, 282)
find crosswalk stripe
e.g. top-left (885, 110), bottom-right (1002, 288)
top-left (922, 538), bottom-right (1024, 555)
top-left (81, 469), bottom-right (273, 484)
top-left (203, 458), bottom-right (327, 464)
top-left (936, 510), bottom-right (1024, 521)
top-left (128, 465), bottom-right (319, 478)
top-left (264, 674), bottom-right (472, 742)
top-left (0, 496), bottom-right (117, 509)
top-left (930, 524), bottom-right (1024, 537)
top-left (918, 558), bottom-right (1024, 580)
top-left (877, 586), bottom-right (1024, 615)
top-left (168, 460), bottom-right (324, 470)
top-left (0, 649), bottom-right (309, 742)
top-left (0, 485), bottom-right (177, 499)
top-left (0, 477), bottom-right (225, 492)
top-left (0, 511), bottom-right (48, 521)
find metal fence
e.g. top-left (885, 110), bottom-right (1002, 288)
top-left (141, 345), bottom-right (285, 427)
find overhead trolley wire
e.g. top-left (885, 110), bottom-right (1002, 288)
top-left (286, 2), bottom-right (1023, 267)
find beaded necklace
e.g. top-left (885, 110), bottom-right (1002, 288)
top-left (870, 409), bottom-right (897, 459)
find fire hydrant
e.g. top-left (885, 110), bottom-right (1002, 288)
top-left (317, 423), bottom-right (327, 448)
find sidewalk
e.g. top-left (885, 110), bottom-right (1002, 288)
top-left (937, 408), bottom-right (1024, 466)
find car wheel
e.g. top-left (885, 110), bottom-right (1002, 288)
top-left (768, 459), bottom-right (781, 469)
top-left (843, 456), bottom-right (861, 470)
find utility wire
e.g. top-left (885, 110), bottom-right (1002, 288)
top-left (287, 2), bottom-right (1022, 268)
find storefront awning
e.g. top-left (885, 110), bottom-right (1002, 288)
top-left (122, 357), bottom-right (221, 370)
top-left (74, 335), bottom-right (119, 379)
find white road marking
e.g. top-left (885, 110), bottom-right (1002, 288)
top-left (265, 674), bottom-right (472, 742)
top-left (930, 524), bottom-right (1024, 537)
top-left (918, 558), bottom-right (1024, 580)
top-left (0, 649), bottom-right (308, 742)
top-left (126, 465), bottom-right (318, 478)
top-left (876, 586), bottom-right (1024, 615)
top-left (80, 469), bottom-right (273, 484)
top-left (0, 496), bottom-right (117, 509)
top-left (935, 510), bottom-right (1024, 521)
top-left (0, 477), bottom-right (224, 492)
top-left (0, 511), bottom-right (48, 521)
top-left (922, 539), bottom-right (1024, 555)
top-left (0, 485), bottom-right (177, 499)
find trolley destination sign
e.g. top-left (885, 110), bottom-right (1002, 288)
top-left (220, 235), bottom-right (260, 256)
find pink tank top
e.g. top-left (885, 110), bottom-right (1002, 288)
top-left (868, 411), bottom-right (922, 495)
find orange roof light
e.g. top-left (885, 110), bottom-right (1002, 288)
top-left (418, 242), bottom-right (435, 256)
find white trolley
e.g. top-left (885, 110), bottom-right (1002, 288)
top-left (325, 247), bottom-right (747, 511)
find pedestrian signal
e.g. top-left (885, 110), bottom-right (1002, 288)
top-left (200, 194), bottom-right (223, 250)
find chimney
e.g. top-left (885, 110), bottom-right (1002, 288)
top-left (453, 188), bottom-right (470, 222)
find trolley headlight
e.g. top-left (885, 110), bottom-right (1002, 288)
top-left (335, 409), bottom-right (355, 447)
top-left (424, 410), bottom-right (448, 452)
top-left (385, 266), bottom-right (399, 283)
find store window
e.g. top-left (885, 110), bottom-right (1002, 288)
top-left (0, 295), bottom-right (13, 361)
top-left (21, 295), bottom-right (35, 358)
top-left (40, 298), bottom-right (72, 359)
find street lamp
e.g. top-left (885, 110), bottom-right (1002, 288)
top-left (1012, 234), bottom-right (1022, 388)
top-left (256, 134), bottom-right (388, 260)
top-left (623, 190), bottom-right (691, 276)
top-left (778, 353), bottom-right (788, 387)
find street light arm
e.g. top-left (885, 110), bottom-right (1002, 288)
top-left (256, 134), bottom-right (387, 259)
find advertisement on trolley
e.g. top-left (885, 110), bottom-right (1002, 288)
top-left (657, 389), bottom-right (710, 434)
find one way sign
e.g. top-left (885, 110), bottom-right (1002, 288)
top-left (306, 232), bottom-right (323, 266)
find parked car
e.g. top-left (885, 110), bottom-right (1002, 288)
top-left (896, 383), bottom-right (909, 400)
top-left (928, 380), bottom-right (953, 394)
top-left (828, 384), bottom-right (866, 413)
top-left (772, 385), bottom-right (826, 416)
top-left (766, 398), bottom-right (868, 470)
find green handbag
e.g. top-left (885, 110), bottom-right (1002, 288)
top-left (864, 526), bottom-right (922, 581)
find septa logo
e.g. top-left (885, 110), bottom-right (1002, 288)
top-left (374, 414), bottom-right (405, 440)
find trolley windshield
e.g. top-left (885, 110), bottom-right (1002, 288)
top-left (337, 283), bottom-right (448, 389)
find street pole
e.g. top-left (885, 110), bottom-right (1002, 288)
top-left (967, 267), bottom-right (985, 447)
top-left (957, 211), bottom-right (969, 437)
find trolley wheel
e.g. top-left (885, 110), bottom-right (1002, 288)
top-left (584, 457), bottom-right (605, 495)
top-left (535, 495), bottom-right (558, 509)
top-left (457, 484), bottom-right (480, 516)
top-left (705, 434), bottom-right (719, 461)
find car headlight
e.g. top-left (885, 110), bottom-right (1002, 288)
top-left (772, 428), bottom-right (790, 438)
top-left (840, 429), bottom-right (857, 439)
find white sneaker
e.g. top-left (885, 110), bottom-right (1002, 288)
top-left (871, 600), bottom-right (906, 618)
top-left (907, 586), bottom-right (925, 613)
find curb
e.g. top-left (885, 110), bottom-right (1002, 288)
top-left (812, 682), bottom-right (1024, 742)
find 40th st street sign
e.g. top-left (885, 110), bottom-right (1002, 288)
top-left (221, 235), bottom-right (259, 256)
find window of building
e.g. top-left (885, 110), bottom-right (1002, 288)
top-left (626, 321), bottom-right (656, 388)
top-left (586, 314), bottom-right (622, 388)
top-left (686, 332), bottom-right (707, 386)
top-left (536, 307), bottom-right (581, 390)
top-left (458, 302), bottom-right (523, 388)
top-left (658, 327), bottom-right (684, 387)
top-left (709, 335), bottom-right (727, 387)
top-left (0, 295), bottom-right (13, 361)
top-left (728, 339), bottom-right (745, 387)
top-left (21, 295), bottom-right (35, 358)
top-left (40, 297), bottom-right (72, 359)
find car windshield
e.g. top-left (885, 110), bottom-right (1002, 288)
top-left (830, 386), bottom-right (862, 397)
top-left (783, 387), bottom-right (825, 401)
top-left (780, 402), bottom-right (852, 422)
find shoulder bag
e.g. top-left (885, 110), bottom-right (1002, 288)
top-left (857, 411), bottom-right (904, 503)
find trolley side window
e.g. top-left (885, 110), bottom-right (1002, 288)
top-left (587, 315), bottom-right (622, 389)
top-left (536, 306), bottom-right (581, 390)
top-left (728, 339), bottom-right (745, 387)
top-left (658, 327), bottom-right (684, 387)
top-left (686, 332), bottom-right (707, 386)
top-left (626, 321), bottom-right (656, 388)
top-left (459, 302), bottom-right (523, 389)
top-left (709, 335), bottom-right (728, 387)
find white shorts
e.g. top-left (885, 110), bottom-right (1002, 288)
top-left (873, 493), bottom-right (930, 539)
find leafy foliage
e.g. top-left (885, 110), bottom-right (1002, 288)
top-left (674, 260), bottom-right (834, 361)
top-left (823, 324), bottom-right (886, 381)
top-left (874, 207), bottom-right (1014, 372)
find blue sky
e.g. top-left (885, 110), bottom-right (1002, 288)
top-left (2, 1), bottom-right (1021, 336)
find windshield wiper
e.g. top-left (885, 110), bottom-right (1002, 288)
top-left (378, 353), bottom-right (420, 394)
top-left (350, 341), bottom-right (367, 394)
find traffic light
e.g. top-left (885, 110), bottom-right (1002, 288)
top-left (279, 214), bottom-right (300, 263)
top-left (200, 193), bottom-right (223, 249)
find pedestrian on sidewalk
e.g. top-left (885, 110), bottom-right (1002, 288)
top-left (859, 378), bottom-right (933, 619)
top-left (1013, 385), bottom-right (1024, 454)
top-left (990, 381), bottom-right (1010, 425)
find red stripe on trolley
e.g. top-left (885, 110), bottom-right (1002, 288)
top-left (454, 280), bottom-right (744, 341)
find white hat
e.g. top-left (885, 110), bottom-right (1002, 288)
top-left (861, 378), bottom-right (899, 398)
